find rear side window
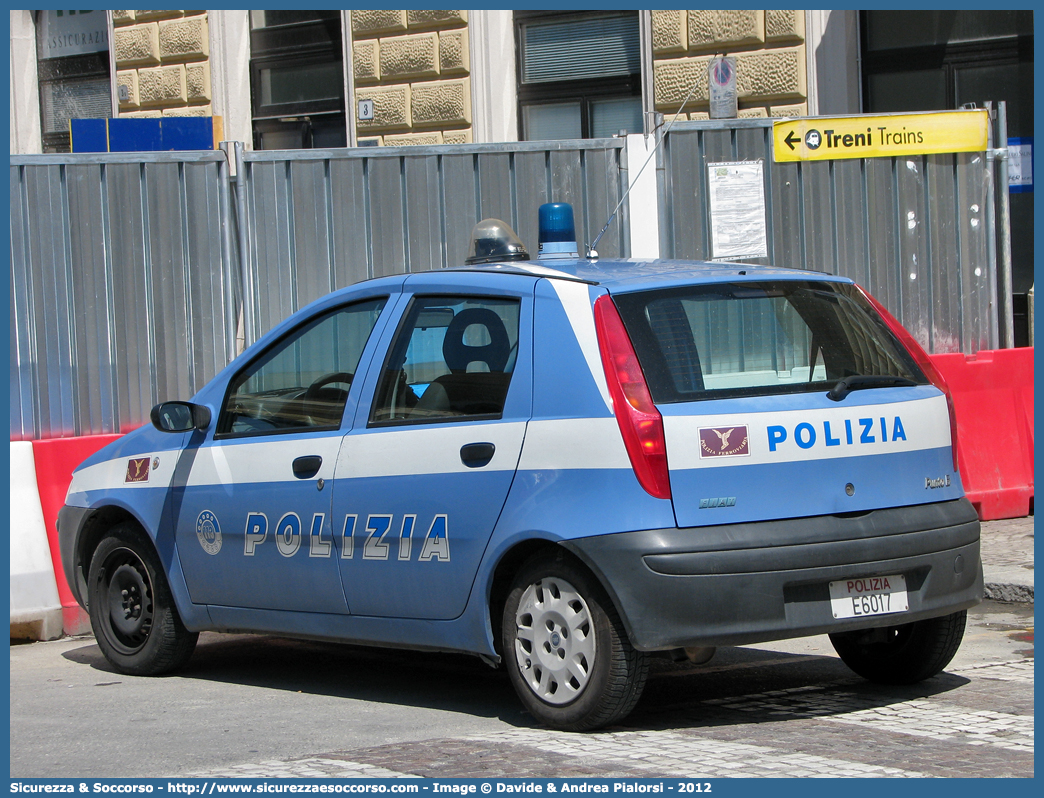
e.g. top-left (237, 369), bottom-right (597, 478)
top-left (613, 281), bottom-right (926, 403)
top-left (370, 295), bottom-right (521, 424)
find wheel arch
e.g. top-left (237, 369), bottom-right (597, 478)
top-left (86, 518), bottom-right (199, 675)
top-left (74, 506), bottom-right (150, 610)
top-left (558, 538), bottom-right (642, 648)
top-left (486, 538), bottom-right (633, 657)
top-left (488, 539), bottom-right (557, 654)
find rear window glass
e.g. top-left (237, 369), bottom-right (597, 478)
top-left (613, 281), bottom-right (926, 403)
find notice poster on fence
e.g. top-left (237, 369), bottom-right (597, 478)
top-left (707, 160), bottom-right (768, 261)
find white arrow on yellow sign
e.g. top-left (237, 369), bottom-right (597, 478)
top-left (773, 110), bottom-right (989, 163)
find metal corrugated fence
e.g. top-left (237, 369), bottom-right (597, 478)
top-left (10, 140), bottom-right (627, 439)
top-left (10, 151), bottom-right (237, 440)
top-left (235, 139), bottom-right (627, 340)
top-left (660, 119), bottom-right (997, 355)
top-left (10, 122), bottom-right (1002, 441)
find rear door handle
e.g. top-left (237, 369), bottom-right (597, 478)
top-left (292, 455), bottom-right (322, 479)
top-left (460, 442), bottom-right (495, 468)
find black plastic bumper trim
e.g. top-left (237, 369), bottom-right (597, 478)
top-left (57, 504), bottom-right (92, 608)
top-left (562, 499), bottom-right (982, 651)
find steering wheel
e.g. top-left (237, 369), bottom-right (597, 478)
top-left (303, 372), bottom-right (354, 400)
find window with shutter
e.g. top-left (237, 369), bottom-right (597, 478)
top-left (516, 12), bottom-right (643, 141)
top-left (35, 11), bottom-right (112, 153)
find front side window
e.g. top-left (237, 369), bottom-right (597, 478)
top-left (371, 296), bottom-right (521, 424)
top-left (614, 281), bottom-right (926, 403)
top-left (218, 298), bottom-right (386, 436)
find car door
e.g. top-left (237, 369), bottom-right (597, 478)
top-left (331, 274), bottom-right (534, 619)
top-left (174, 295), bottom-right (391, 613)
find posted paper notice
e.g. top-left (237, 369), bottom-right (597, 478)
top-left (708, 161), bottom-right (768, 260)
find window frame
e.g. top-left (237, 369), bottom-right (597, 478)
top-left (215, 296), bottom-right (388, 440)
top-left (248, 10), bottom-right (347, 149)
top-left (514, 10), bottom-right (642, 141)
top-left (36, 40), bottom-right (111, 153)
top-left (249, 52), bottom-right (347, 120)
top-left (860, 11), bottom-right (1032, 114)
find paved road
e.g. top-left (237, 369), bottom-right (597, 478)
top-left (10, 600), bottom-right (1032, 779)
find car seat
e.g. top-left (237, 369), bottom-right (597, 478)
top-left (414, 308), bottom-right (513, 417)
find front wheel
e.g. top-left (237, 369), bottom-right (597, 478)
top-left (829, 610), bottom-right (967, 685)
top-left (502, 553), bottom-right (648, 731)
top-left (87, 523), bottom-right (198, 675)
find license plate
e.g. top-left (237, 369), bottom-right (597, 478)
top-left (829, 574), bottom-right (908, 619)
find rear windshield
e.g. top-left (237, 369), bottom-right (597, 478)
top-left (613, 281), bottom-right (927, 403)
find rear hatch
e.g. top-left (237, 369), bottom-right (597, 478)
top-left (612, 278), bottom-right (963, 527)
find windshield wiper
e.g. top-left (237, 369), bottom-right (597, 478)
top-left (827, 375), bottom-right (918, 402)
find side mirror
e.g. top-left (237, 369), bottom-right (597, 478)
top-left (150, 401), bottom-right (211, 433)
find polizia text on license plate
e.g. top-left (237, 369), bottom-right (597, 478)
top-left (829, 574), bottom-right (909, 619)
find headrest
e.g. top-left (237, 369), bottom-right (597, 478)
top-left (443, 308), bottom-right (510, 373)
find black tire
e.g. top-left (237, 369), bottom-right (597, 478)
top-left (87, 523), bottom-right (198, 675)
top-left (829, 610), bottom-right (967, 685)
top-left (501, 551), bottom-right (648, 731)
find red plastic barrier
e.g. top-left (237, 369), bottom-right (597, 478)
top-left (31, 433), bottom-right (125, 634)
top-left (929, 348), bottom-right (1034, 520)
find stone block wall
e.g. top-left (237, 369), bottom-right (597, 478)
top-left (106, 9), bottom-right (804, 147)
top-left (112, 10), bottom-right (212, 119)
top-left (352, 10), bottom-right (472, 146)
top-left (652, 10), bottom-right (807, 119)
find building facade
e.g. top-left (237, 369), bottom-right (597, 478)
top-left (11, 9), bottom-right (1031, 152)
top-left (9, 9), bottom-right (1032, 340)
top-left (11, 9), bottom-right (866, 153)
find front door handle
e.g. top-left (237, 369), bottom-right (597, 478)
top-left (292, 455), bottom-right (322, 479)
top-left (460, 442), bottom-right (495, 468)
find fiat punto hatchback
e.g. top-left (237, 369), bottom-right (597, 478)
top-left (59, 205), bottom-right (981, 730)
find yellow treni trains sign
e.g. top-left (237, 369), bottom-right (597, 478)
top-left (773, 110), bottom-right (989, 162)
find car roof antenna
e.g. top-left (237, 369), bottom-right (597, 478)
top-left (586, 76), bottom-right (703, 260)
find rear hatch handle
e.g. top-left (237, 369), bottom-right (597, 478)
top-left (827, 375), bottom-right (918, 402)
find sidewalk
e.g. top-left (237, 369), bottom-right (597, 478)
top-left (980, 515), bottom-right (1034, 603)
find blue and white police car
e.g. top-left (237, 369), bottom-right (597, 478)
top-left (58, 204), bottom-right (981, 731)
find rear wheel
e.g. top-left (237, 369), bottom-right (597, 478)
top-left (502, 553), bottom-right (648, 731)
top-left (829, 610), bottom-right (967, 684)
top-left (87, 523), bottom-right (198, 675)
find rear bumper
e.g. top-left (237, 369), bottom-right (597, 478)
top-left (563, 498), bottom-right (982, 651)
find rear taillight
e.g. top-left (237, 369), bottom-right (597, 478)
top-left (856, 284), bottom-right (960, 473)
top-left (593, 294), bottom-right (672, 500)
